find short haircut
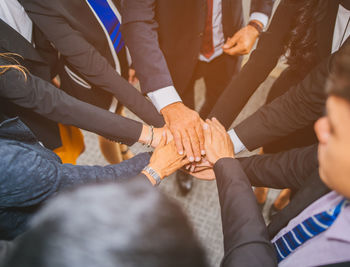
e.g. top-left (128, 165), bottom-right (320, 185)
top-left (327, 43), bottom-right (350, 101)
top-left (3, 179), bottom-right (208, 267)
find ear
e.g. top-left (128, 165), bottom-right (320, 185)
top-left (314, 117), bottom-right (330, 144)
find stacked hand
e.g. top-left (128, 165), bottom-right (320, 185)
top-left (186, 118), bottom-right (235, 180)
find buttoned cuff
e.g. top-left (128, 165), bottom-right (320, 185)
top-left (249, 12), bottom-right (268, 29)
top-left (147, 86), bottom-right (182, 113)
top-left (228, 129), bottom-right (246, 154)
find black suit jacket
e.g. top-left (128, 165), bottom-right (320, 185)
top-left (0, 57), bottom-right (144, 146)
top-left (0, 19), bottom-right (61, 149)
top-left (19, 0), bottom-right (164, 127)
top-left (209, 0), bottom-right (340, 128)
top-left (214, 145), bottom-right (331, 266)
top-left (121, 0), bottom-right (273, 95)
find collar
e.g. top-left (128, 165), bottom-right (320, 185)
top-left (324, 200), bottom-right (350, 243)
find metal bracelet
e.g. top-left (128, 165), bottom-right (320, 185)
top-left (143, 165), bottom-right (161, 186)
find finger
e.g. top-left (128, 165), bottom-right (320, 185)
top-left (212, 117), bottom-right (226, 132)
top-left (187, 128), bottom-right (201, 162)
top-left (159, 130), bottom-right (167, 146)
top-left (223, 43), bottom-right (246, 56)
top-left (195, 123), bottom-right (205, 156)
top-left (202, 121), bottom-right (211, 147)
top-left (181, 131), bottom-right (194, 162)
top-left (222, 35), bottom-right (238, 49)
top-left (173, 130), bottom-right (184, 155)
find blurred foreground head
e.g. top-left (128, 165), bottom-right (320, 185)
top-left (3, 179), bottom-right (207, 267)
top-left (315, 43), bottom-right (350, 198)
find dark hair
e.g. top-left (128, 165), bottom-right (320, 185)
top-left (284, 0), bottom-right (328, 76)
top-left (3, 179), bottom-right (208, 267)
top-left (327, 44), bottom-right (350, 101)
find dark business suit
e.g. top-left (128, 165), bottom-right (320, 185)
top-left (210, 0), bottom-right (340, 129)
top-left (121, 0), bottom-right (273, 116)
top-left (214, 145), bottom-right (330, 266)
top-left (0, 57), bottom-right (145, 146)
top-left (0, 19), bottom-right (61, 149)
top-left (19, 0), bottom-right (164, 127)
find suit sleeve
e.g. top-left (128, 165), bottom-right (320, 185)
top-left (250, 0), bottom-right (274, 18)
top-left (0, 67), bottom-right (143, 146)
top-left (0, 145), bottom-right (150, 208)
top-left (214, 158), bottom-right (277, 267)
top-left (121, 0), bottom-right (174, 94)
top-left (209, 0), bottom-right (294, 127)
top-left (21, 2), bottom-right (164, 127)
top-left (238, 145), bottom-right (319, 192)
top-left (234, 55), bottom-right (331, 151)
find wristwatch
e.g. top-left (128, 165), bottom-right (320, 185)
top-left (248, 20), bottom-right (263, 35)
top-left (143, 166), bottom-right (162, 186)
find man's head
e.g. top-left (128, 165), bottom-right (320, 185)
top-left (315, 45), bottom-right (350, 198)
top-left (3, 179), bottom-right (207, 267)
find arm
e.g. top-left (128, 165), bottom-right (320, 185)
top-left (214, 158), bottom-right (277, 267)
top-left (21, 1), bottom-right (164, 127)
top-left (222, 0), bottom-right (274, 56)
top-left (0, 144), bottom-right (151, 208)
top-left (121, 0), bottom-right (204, 161)
top-left (238, 145), bottom-right (319, 192)
top-left (0, 67), bottom-right (144, 146)
top-left (202, 119), bottom-right (276, 266)
top-left (210, 0), bottom-right (295, 127)
top-left (234, 55), bottom-right (331, 151)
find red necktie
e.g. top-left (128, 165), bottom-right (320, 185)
top-left (200, 0), bottom-right (214, 59)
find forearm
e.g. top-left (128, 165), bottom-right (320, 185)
top-left (237, 145), bottom-right (319, 191)
top-left (214, 158), bottom-right (277, 266)
top-left (234, 57), bottom-right (330, 151)
top-left (121, 0), bottom-right (174, 94)
top-left (0, 70), bottom-right (143, 146)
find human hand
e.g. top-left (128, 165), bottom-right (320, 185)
top-left (186, 159), bottom-right (215, 180)
top-left (152, 126), bottom-right (173, 147)
top-left (222, 21), bottom-right (262, 56)
top-left (147, 132), bottom-right (189, 179)
top-left (128, 68), bottom-right (139, 86)
top-left (161, 102), bottom-right (205, 162)
top-left (203, 118), bottom-right (234, 165)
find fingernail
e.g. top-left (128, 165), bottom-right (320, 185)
top-left (201, 150), bottom-right (206, 155)
top-left (213, 117), bottom-right (217, 121)
top-left (179, 151), bottom-right (184, 155)
top-left (189, 156), bottom-right (194, 162)
top-left (203, 123), bottom-right (209, 130)
top-left (195, 157), bottom-right (201, 162)
top-left (186, 165), bottom-right (191, 170)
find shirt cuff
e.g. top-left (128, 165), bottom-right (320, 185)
top-left (147, 86), bottom-right (182, 113)
top-left (228, 129), bottom-right (247, 154)
top-left (249, 12), bottom-right (269, 29)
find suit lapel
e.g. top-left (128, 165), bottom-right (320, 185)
top-left (0, 19), bottom-right (45, 63)
top-left (316, 0), bottom-right (340, 57)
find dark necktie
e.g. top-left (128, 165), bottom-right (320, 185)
top-left (200, 0), bottom-right (214, 59)
top-left (86, 0), bottom-right (124, 54)
top-left (273, 198), bottom-right (348, 263)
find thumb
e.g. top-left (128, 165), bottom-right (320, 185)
top-left (223, 35), bottom-right (239, 49)
top-left (159, 130), bottom-right (167, 147)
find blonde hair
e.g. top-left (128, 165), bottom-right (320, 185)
top-left (0, 53), bottom-right (27, 79)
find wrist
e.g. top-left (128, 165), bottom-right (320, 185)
top-left (139, 124), bottom-right (149, 144)
top-left (248, 20), bottom-right (263, 35)
top-left (160, 101), bottom-right (183, 116)
top-left (147, 163), bottom-right (164, 179)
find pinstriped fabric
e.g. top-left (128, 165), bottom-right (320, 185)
top-left (86, 0), bottom-right (124, 53)
top-left (273, 198), bottom-right (349, 263)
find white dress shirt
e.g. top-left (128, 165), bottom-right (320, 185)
top-left (0, 0), bottom-right (32, 42)
top-left (229, 3), bottom-right (350, 154)
top-left (147, 0), bottom-right (268, 113)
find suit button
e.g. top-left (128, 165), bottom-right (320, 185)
top-left (199, 32), bottom-right (203, 37)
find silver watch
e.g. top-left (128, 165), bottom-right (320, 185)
top-left (143, 166), bottom-right (162, 186)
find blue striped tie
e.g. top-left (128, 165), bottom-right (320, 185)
top-left (87, 0), bottom-right (124, 54)
top-left (273, 198), bottom-right (348, 263)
